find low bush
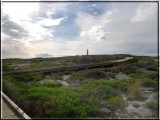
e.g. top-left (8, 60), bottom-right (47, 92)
top-left (19, 86), bottom-right (99, 118)
top-left (142, 78), bottom-right (157, 89)
top-left (112, 80), bottom-right (129, 92)
top-left (111, 64), bottom-right (140, 75)
top-left (146, 65), bottom-right (158, 71)
top-left (3, 65), bottom-right (15, 71)
top-left (43, 82), bottom-right (62, 87)
top-left (132, 102), bottom-right (140, 108)
top-left (3, 77), bottom-right (27, 103)
top-left (123, 66), bottom-right (141, 75)
top-left (54, 75), bottom-right (63, 80)
top-left (147, 72), bottom-right (158, 81)
top-left (135, 57), bottom-right (157, 69)
top-left (66, 77), bottom-right (76, 83)
top-left (71, 71), bottom-right (87, 81)
top-left (68, 69), bottom-right (106, 82)
top-left (82, 80), bottom-right (118, 100)
top-left (86, 70), bottom-right (106, 79)
top-left (145, 101), bottom-right (158, 110)
top-left (126, 57), bottom-right (139, 64)
top-left (106, 96), bottom-right (127, 109)
top-left (8, 72), bottom-right (44, 82)
top-left (106, 72), bottom-right (116, 79)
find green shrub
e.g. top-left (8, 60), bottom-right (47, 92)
top-left (106, 96), bottom-right (127, 109)
top-left (9, 72), bottom-right (44, 82)
top-left (54, 75), bottom-right (63, 80)
top-left (113, 77), bottom-right (147, 91)
top-left (112, 80), bottom-right (129, 92)
top-left (66, 77), bottom-right (76, 83)
top-left (123, 66), bottom-right (141, 75)
top-left (82, 80), bottom-right (117, 100)
top-left (107, 72), bottom-right (116, 79)
top-left (62, 70), bottom-right (73, 75)
top-left (74, 104), bottom-right (98, 117)
top-left (71, 71), bottom-right (87, 81)
top-left (70, 69), bottom-right (106, 80)
top-left (3, 77), bottom-right (27, 103)
top-left (146, 65), bottom-right (158, 71)
top-left (135, 57), bottom-right (157, 69)
top-left (142, 79), bottom-right (157, 88)
top-left (86, 70), bottom-right (106, 79)
top-left (145, 101), bottom-right (158, 110)
top-left (126, 57), bottom-right (139, 64)
top-left (3, 65), bottom-right (15, 71)
top-left (19, 86), bottom-right (99, 118)
top-left (147, 72), bottom-right (158, 81)
top-left (43, 82), bottom-right (62, 87)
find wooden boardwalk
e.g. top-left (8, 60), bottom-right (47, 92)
top-left (2, 99), bottom-right (23, 119)
top-left (3, 57), bottom-right (133, 75)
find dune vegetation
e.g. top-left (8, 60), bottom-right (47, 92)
top-left (2, 55), bottom-right (158, 118)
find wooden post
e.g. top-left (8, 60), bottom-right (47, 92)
top-left (86, 49), bottom-right (89, 70)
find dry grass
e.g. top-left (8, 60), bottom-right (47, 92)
top-left (111, 65), bottom-right (124, 73)
top-left (127, 81), bottom-right (144, 101)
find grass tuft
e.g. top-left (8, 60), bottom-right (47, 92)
top-left (106, 96), bottom-right (127, 109)
top-left (145, 101), bottom-right (158, 110)
top-left (127, 81), bottom-right (144, 101)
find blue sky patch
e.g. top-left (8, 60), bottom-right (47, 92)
top-left (51, 10), bottom-right (80, 40)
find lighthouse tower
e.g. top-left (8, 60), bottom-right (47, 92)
top-left (87, 49), bottom-right (89, 56)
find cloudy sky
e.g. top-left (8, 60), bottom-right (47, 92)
top-left (2, 1), bottom-right (158, 58)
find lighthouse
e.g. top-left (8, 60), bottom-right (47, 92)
top-left (87, 49), bottom-right (89, 56)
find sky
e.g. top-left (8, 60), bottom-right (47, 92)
top-left (1, 1), bottom-right (158, 58)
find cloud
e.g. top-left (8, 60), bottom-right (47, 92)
top-left (2, 15), bottom-right (29, 39)
top-left (76, 10), bottom-right (112, 42)
top-left (75, 2), bottom-right (157, 56)
top-left (38, 2), bottom-right (70, 18)
top-left (37, 17), bottom-right (66, 26)
top-left (36, 53), bottom-right (53, 58)
top-left (81, 25), bottom-right (106, 42)
top-left (2, 37), bottom-right (29, 58)
top-left (80, 18), bottom-right (112, 42)
top-left (2, 2), bottom-right (39, 23)
top-left (1, 2), bottom-right (158, 59)
top-left (2, 2), bottom-right (55, 42)
top-left (131, 3), bottom-right (157, 22)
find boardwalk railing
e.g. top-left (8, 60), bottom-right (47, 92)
top-left (1, 91), bottom-right (31, 119)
